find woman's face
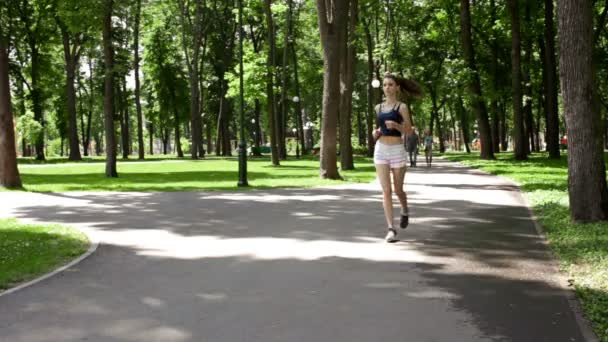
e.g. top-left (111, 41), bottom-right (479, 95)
top-left (383, 78), bottom-right (399, 97)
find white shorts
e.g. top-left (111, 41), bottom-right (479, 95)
top-left (374, 141), bottom-right (406, 168)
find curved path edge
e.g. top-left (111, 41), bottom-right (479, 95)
top-left (0, 229), bottom-right (99, 298)
top-left (442, 156), bottom-right (599, 342)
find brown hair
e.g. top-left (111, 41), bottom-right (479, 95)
top-left (384, 73), bottom-right (423, 98)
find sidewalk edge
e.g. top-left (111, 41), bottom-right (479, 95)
top-left (444, 157), bottom-right (599, 342)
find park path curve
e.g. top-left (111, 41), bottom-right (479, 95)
top-left (0, 158), bottom-right (595, 342)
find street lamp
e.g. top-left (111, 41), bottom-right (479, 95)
top-left (237, 0), bottom-right (248, 187)
top-left (292, 127), bottom-right (299, 159)
top-left (291, 96), bottom-right (301, 157)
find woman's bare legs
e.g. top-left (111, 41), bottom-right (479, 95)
top-left (391, 166), bottom-right (408, 214)
top-left (375, 163), bottom-right (394, 228)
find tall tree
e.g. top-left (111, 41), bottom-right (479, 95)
top-left (459, 0), bottom-right (494, 159)
top-left (288, 0), bottom-right (305, 155)
top-left (263, 0), bottom-right (280, 165)
top-left (339, 0), bottom-right (357, 170)
top-left (362, 12), bottom-right (375, 157)
top-left (133, 0), bottom-right (144, 159)
top-left (102, 0), bottom-right (117, 177)
top-left (507, 0), bottom-right (526, 160)
top-left (543, 0), bottom-right (560, 158)
top-left (55, 1), bottom-right (98, 161)
top-left (16, 0), bottom-right (54, 160)
top-left (0, 5), bottom-right (22, 188)
top-left (521, 2), bottom-right (534, 154)
top-left (489, 0), bottom-right (501, 153)
top-left (177, 0), bottom-right (205, 159)
top-left (558, 0), bottom-right (608, 222)
top-left (316, 0), bottom-right (350, 179)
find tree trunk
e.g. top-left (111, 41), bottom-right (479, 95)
top-left (316, 0), bottom-right (349, 179)
top-left (177, 0), bottom-right (204, 159)
top-left (134, 0), bottom-right (144, 159)
top-left (280, 9), bottom-right (290, 160)
top-left (174, 107), bottom-right (183, 158)
top-left (253, 99), bottom-right (261, 151)
top-left (122, 79), bottom-right (131, 158)
top-left (291, 64), bottom-right (304, 156)
top-left (103, 0), bottom-right (117, 177)
top-left (0, 40), bottom-right (22, 188)
top-left (288, 0), bottom-right (305, 156)
top-left (206, 122), bottom-right (212, 155)
top-left (30, 47), bottom-right (44, 160)
top-left (543, 0), bottom-right (560, 158)
top-left (536, 86), bottom-right (543, 152)
top-left (522, 3), bottom-right (534, 154)
top-left (460, 0), bottom-right (494, 159)
top-left (507, 0), bottom-right (526, 160)
top-left (118, 83), bottom-right (128, 159)
top-left (85, 54), bottom-right (94, 156)
top-left (264, 0), bottom-right (280, 165)
top-left (339, 0), bottom-right (357, 170)
top-left (458, 96), bottom-right (471, 153)
top-left (558, 0), bottom-right (608, 222)
top-left (162, 127), bottom-right (169, 154)
top-left (500, 100), bottom-right (508, 151)
top-left (149, 123), bottom-right (154, 155)
top-left (59, 26), bottom-right (82, 161)
top-left (490, 0), bottom-right (500, 153)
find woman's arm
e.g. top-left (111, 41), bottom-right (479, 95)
top-left (398, 103), bottom-right (413, 135)
top-left (373, 104), bottom-right (383, 139)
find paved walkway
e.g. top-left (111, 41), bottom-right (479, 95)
top-left (0, 159), bottom-right (594, 341)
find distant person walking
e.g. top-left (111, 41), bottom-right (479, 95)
top-left (373, 73), bottom-right (422, 242)
top-left (405, 128), bottom-right (419, 167)
top-left (423, 129), bottom-right (433, 167)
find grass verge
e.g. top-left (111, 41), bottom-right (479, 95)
top-left (442, 151), bottom-right (608, 341)
top-left (14, 155), bottom-right (377, 192)
top-left (0, 218), bottom-right (90, 292)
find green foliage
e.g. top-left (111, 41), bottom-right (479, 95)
top-left (16, 111), bottom-right (43, 142)
top-left (143, 3), bottom-right (189, 130)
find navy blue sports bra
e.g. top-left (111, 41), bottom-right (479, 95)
top-left (377, 103), bottom-right (403, 137)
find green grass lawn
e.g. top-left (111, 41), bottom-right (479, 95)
top-left (442, 151), bottom-right (608, 341)
top-left (14, 155), bottom-right (377, 192)
top-left (0, 218), bottom-right (89, 291)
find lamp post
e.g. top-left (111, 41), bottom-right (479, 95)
top-left (292, 96), bottom-right (301, 157)
top-left (292, 127), bottom-right (299, 159)
top-left (237, 0), bottom-right (248, 187)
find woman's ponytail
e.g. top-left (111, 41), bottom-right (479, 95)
top-left (384, 73), bottom-right (423, 98)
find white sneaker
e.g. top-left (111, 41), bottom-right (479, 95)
top-left (384, 228), bottom-right (398, 243)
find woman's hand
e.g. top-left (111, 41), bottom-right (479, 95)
top-left (373, 128), bottom-right (383, 140)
